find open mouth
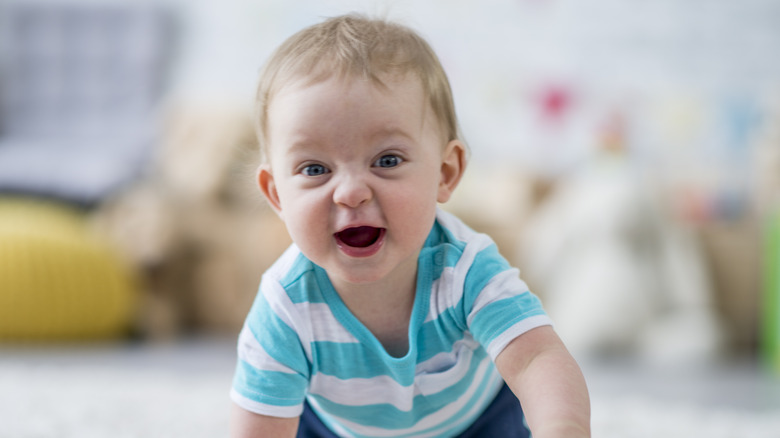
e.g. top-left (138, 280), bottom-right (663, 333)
top-left (335, 226), bottom-right (384, 248)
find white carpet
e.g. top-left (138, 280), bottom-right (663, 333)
top-left (2, 339), bottom-right (779, 437)
top-left (592, 397), bottom-right (780, 438)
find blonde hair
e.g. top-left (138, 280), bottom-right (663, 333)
top-left (255, 14), bottom-right (463, 161)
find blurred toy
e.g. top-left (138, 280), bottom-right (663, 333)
top-left (93, 102), bottom-right (291, 338)
top-left (518, 112), bottom-right (724, 365)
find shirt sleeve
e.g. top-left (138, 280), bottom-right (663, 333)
top-left (462, 243), bottom-right (553, 360)
top-left (230, 278), bottom-right (310, 418)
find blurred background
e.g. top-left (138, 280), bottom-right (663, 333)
top-left (1, 0), bottom-right (779, 436)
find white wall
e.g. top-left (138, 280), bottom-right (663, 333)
top-left (167, 0), bottom-right (780, 187)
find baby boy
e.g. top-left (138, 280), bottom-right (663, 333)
top-left (230, 14), bottom-right (590, 438)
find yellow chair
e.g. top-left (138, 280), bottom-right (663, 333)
top-left (0, 198), bottom-right (137, 340)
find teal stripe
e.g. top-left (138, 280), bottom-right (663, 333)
top-left (310, 350), bottom-right (494, 432)
top-left (435, 220), bottom-right (468, 255)
top-left (393, 360), bottom-right (502, 438)
top-left (233, 359), bottom-right (307, 406)
top-left (417, 312), bottom-right (468, 363)
top-left (312, 342), bottom-right (416, 384)
top-left (469, 294), bottom-right (546, 347)
top-left (280, 253), bottom-right (328, 304)
top-left (423, 220), bottom-right (467, 271)
top-left (247, 292), bottom-right (309, 376)
top-left (429, 242), bottom-right (468, 270)
top-left (462, 244), bottom-right (512, 309)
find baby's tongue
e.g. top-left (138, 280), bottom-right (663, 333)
top-left (337, 226), bottom-right (381, 248)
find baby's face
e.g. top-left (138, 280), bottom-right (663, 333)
top-left (258, 73), bottom-right (460, 288)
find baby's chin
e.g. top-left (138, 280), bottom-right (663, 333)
top-left (322, 253), bottom-right (410, 286)
top-left (326, 265), bottom-right (392, 287)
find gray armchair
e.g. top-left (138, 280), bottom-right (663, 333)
top-left (0, 1), bottom-right (175, 205)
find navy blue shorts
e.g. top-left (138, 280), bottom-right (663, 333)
top-left (296, 383), bottom-right (530, 437)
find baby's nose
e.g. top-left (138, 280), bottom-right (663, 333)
top-left (332, 174), bottom-right (372, 208)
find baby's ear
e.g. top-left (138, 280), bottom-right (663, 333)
top-left (437, 140), bottom-right (467, 203)
top-left (257, 164), bottom-right (283, 216)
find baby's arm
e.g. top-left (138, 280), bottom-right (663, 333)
top-left (494, 325), bottom-right (591, 438)
top-left (230, 403), bottom-right (299, 438)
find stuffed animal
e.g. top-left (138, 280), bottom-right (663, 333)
top-left (93, 101), bottom-right (291, 338)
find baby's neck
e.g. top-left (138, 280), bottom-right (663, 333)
top-left (333, 273), bottom-right (417, 358)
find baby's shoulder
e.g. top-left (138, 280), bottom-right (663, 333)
top-left (432, 210), bottom-right (502, 268)
top-left (260, 245), bottom-right (324, 302)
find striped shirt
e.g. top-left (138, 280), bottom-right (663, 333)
top-left (231, 209), bottom-right (551, 437)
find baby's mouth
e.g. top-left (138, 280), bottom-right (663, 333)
top-left (335, 226), bottom-right (384, 248)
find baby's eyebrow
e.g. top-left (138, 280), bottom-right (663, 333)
top-left (285, 137), bottom-right (323, 154)
top-left (368, 126), bottom-right (417, 143)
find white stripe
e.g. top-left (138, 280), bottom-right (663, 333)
top-left (309, 373), bottom-right (421, 412)
top-left (261, 278), bottom-right (313, 360)
top-left (299, 302), bottom-right (359, 343)
top-left (486, 314), bottom-right (554, 360)
top-left (426, 210), bottom-right (495, 323)
top-left (435, 208), bottom-right (479, 242)
top-left (309, 337), bottom-right (482, 411)
top-left (267, 244), bottom-right (301, 278)
top-left (323, 359), bottom-right (498, 437)
top-left (230, 389), bottom-right (303, 418)
top-left (414, 334), bottom-right (479, 376)
top-left (426, 266), bottom-right (460, 323)
top-left (260, 279), bottom-right (297, 332)
top-left (237, 325), bottom-right (296, 373)
top-left (414, 342), bottom-right (476, 396)
top-left (466, 268), bottom-right (528, 326)
top-left (425, 243), bottom-right (483, 323)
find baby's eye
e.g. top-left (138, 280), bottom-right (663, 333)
top-left (302, 164), bottom-right (329, 176)
top-left (373, 154), bottom-right (402, 168)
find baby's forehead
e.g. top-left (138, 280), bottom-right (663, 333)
top-left (269, 72), bottom-right (437, 123)
top-left (276, 69), bottom-right (424, 99)
top-left (271, 72), bottom-right (433, 125)
top-left (261, 73), bottom-right (447, 159)
top-left (259, 70), bottom-right (451, 164)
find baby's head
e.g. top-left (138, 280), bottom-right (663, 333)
top-left (255, 15), bottom-right (468, 287)
top-left (254, 14), bottom-right (462, 162)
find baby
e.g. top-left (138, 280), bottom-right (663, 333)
top-left (230, 14), bottom-right (590, 438)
